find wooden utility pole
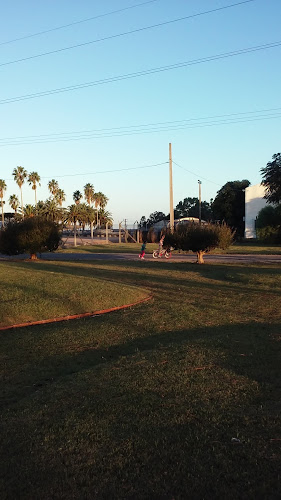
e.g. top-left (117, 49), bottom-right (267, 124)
top-left (169, 143), bottom-right (174, 232)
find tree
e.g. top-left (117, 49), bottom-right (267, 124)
top-left (9, 194), bottom-right (20, 214)
top-left (255, 204), bottom-right (281, 243)
top-left (0, 179), bottom-right (7, 226)
top-left (0, 217), bottom-right (61, 259)
top-left (85, 205), bottom-right (97, 231)
top-left (212, 180), bottom-right (250, 237)
top-left (164, 223), bottom-right (234, 264)
top-left (99, 208), bottom-right (113, 228)
top-left (84, 183), bottom-right (95, 238)
top-left (146, 211), bottom-right (167, 228)
top-left (93, 192), bottom-right (108, 227)
top-left (28, 171), bottom-right (41, 205)
top-left (12, 166), bottom-right (27, 214)
top-left (55, 189), bottom-right (66, 207)
top-left (260, 153), bottom-right (281, 205)
top-left (23, 204), bottom-right (35, 218)
top-left (73, 190), bottom-right (83, 205)
top-left (65, 203), bottom-right (87, 247)
top-left (84, 183), bottom-right (95, 205)
top-left (48, 179), bottom-right (59, 199)
top-left (256, 205), bottom-right (281, 229)
top-left (38, 199), bottom-right (64, 222)
top-left (175, 197), bottom-right (212, 220)
top-left (139, 216), bottom-right (147, 229)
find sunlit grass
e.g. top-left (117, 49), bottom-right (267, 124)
top-left (0, 261), bottom-right (148, 327)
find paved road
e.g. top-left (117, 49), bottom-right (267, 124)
top-left (2, 252), bottom-right (280, 264)
top-left (45, 253), bottom-right (281, 264)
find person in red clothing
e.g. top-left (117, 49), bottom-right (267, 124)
top-left (139, 241), bottom-right (146, 259)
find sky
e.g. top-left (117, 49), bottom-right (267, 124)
top-left (1, 0), bottom-right (280, 227)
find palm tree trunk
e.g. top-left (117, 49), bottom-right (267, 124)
top-left (35, 188), bottom-right (37, 205)
top-left (20, 187), bottom-right (24, 217)
top-left (74, 219), bottom-right (77, 247)
top-left (1, 199), bottom-right (4, 226)
top-left (90, 221), bottom-right (93, 239)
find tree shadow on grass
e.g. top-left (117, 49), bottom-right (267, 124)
top-left (6, 259), bottom-right (281, 300)
top-left (1, 320), bottom-right (280, 499)
top-left (1, 319), bottom-right (280, 406)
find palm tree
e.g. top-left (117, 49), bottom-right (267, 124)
top-left (40, 199), bottom-right (64, 222)
top-left (99, 208), bottom-right (113, 228)
top-left (84, 183), bottom-right (95, 238)
top-left (66, 203), bottom-right (87, 247)
top-left (48, 179), bottom-right (59, 199)
top-left (93, 192), bottom-right (108, 227)
top-left (73, 190), bottom-right (82, 205)
top-left (99, 192), bottom-right (108, 209)
top-left (12, 166), bottom-right (27, 214)
top-left (56, 189), bottom-right (66, 207)
top-left (84, 183), bottom-right (94, 205)
top-left (9, 194), bottom-right (20, 214)
top-left (23, 204), bottom-right (35, 218)
top-left (28, 171), bottom-right (41, 205)
top-left (0, 179), bottom-right (7, 226)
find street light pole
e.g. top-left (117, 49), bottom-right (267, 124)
top-left (198, 180), bottom-right (202, 224)
top-left (169, 143), bottom-right (174, 232)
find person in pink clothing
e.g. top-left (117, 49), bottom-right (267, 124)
top-left (158, 235), bottom-right (165, 254)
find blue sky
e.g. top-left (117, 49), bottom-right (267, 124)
top-left (1, 0), bottom-right (280, 226)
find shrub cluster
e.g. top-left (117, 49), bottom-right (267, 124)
top-left (164, 223), bottom-right (234, 263)
top-left (256, 205), bottom-right (281, 243)
top-left (256, 226), bottom-right (281, 244)
top-left (0, 217), bottom-right (61, 257)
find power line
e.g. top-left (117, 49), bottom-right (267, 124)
top-left (0, 1), bottom-right (160, 46)
top-left (1, 108), bottom-right (281, 147)
top-left (4, 161), bottom-right (169, 182)
top-left (0, 0), bottom-right (256, 68)
top-left (1, 106), bottom-right (280, 139)
top-left (1, 39), bottom-right (280, 106)
top-left (173, 161), bottom-right (221, 187)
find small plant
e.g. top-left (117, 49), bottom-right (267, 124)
top-left (0, 216), bottom-right (61, 259)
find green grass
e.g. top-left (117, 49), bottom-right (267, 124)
top-left (215, 242), bottom-right (281, 255)
top-left (1, 260), bottom-right (281, 499)
top-left (58, 241), bottom-right (281, 255)
top-left (0, 261), bottom-right (148, 327)
top-left (58, 242), bottom-right (159, 254)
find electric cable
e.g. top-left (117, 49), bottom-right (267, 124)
top-left (1, 106), bottom-right (280, 141)
top-left (0, 1), bottom-right (160, 46)
top-left (1, 39), bottom-right (280, 105)
top-left (3, 161), bottom-right (169, 182)
top-left (1, 109), bottom-right (281, 147)
top-left (0, 0), bottom-right (256, 68)
top-left (173, 161), bottom-right (221, 186)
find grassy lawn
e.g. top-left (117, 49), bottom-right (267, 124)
top-left (1, 260), bottom-right (281, 499)
top-left (58, 241), bottom-right (281, 255)
top-left (58, 242), bottom-right (159, 254)
top-left (0, 261), bottom-right (148, 328)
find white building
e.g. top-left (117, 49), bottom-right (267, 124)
top-left (244, 184), bottom-right (268, 238)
